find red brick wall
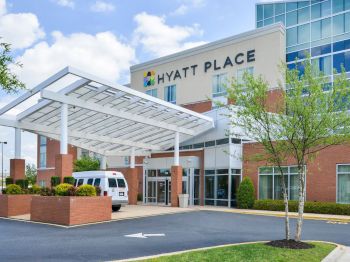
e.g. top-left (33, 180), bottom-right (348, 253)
top-left (243, 142), bottom-right (350, 202)
top-left (266, 88), bottom-right (285, 113)
top-left (31, 196), bottom-right (111, 226)
top-left (10, 159), bottom-right (25, 182)
top-left (0, 195), bottom-right (33, 217)
top-left (37, 135), bottom-right (78, 187)
top-left (181, 100), bottom-right (212, 113)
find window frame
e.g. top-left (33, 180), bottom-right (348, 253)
top-left (164, 85), bottom-right (176, 104)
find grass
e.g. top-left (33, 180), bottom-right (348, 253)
top-left (143, 242), bottom-right (335, 262)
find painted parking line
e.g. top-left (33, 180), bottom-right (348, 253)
top-left (326, 221), bottom-right (348, 225)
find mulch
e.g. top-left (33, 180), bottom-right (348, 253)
top-left (265, 239), bottom-right (315, 249)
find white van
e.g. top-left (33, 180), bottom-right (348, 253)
top-left (72, 171), bottom-right (128, 211)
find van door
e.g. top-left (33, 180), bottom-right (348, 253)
top-left (108, 178), bottom-right (118, 201)
top-left (117, 178), bottom-right (128, 202)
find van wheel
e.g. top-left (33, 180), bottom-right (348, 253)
top-left (112, 206), bottom-right (121, 212)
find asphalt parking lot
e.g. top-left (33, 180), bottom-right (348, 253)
top-left (0, 210), bottom-right (349, 261)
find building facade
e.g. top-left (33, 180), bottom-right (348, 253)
top-left (37, 0), bottom-right (350, 206)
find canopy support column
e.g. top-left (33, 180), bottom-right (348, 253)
top-left (60, 103), bottom-right (68, 154)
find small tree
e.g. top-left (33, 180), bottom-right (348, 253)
top-left (237, 177), bottom-right (255, 209)
top-left (0, 40), bottom-right (25, 92)
top-left (225, 59), bottom-right (350, 242)
top-left (73, 156), bottom-right (100, 172)
top-left (26, 164), bottom-right (37, 186)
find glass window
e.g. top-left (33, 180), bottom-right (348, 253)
top-left (77, 179), bottom-right (84, 186)
top-left (346, 12), bottom-right (350, 33)
top-left (212, 73), bottom-right (227, 97)
top-left (333, 51), bottom-right (350, 72)
top-left (146, 88), bottom-right (157, 97)
top-left (117, 178), bottom-right (126, 188)
top-left (275, 14), bottom-right (285, 24)
top-left (312, 55), bottom-right (332, 75)
top-left (321, 0), bottom-right (331, 16)
top-left (286, 2), bottom-right (298, 12)
top-left (193, 142), bottom-right (204, 149)
top-left (87, 178), bottom-right (93, 185)
top-left (217, 175), bottom-right (228, 199)
top-left (39, 136), bottom-right (47, 168)
top-left (264, 4), bottom-right (274, 18)
top-left (289, 175), bottom-right (299, 200)
top-left (275, 3), bottom-right (285, 15)
top-left (205, 176), bottom-right (215, 198)
top-left (311, 3), bottom-right (321, 19)
top-left (159, 169), bottom-right (170, 176)
top-left (205, 169), bottom-right (215, 175)
top-left (108, 178), bottom-right (117, 188)
top-left (205, 140), bottom-right (215, 147)
top-left (237, 67), bottom-right (254, 84)
top-left (333, 39), bottom-right (350, 52)
top-left (311, 20), bottom-right (321, 41)
top-left (164, 85), bottom-right (176, 104)
top-left (286, 10), bottom-right (298, 26)
top-left (333, 0), bottom-right (349, 13)
top-left (263, 17), bottom-right (274, 26)
top-left (216, 138), bottom-right (229, 145)
top-left (94, 178), bottom-right (101, 186)
top-left (287, 27), bottom-right (298, 46)
top-left (311, 44), bottom-right (331, 56)
top-left (333, 14), bottom-right (345, 36)
top-left (259, 175), bottom-right (273, 199)
top-left (298, 24), bottom-right (310, 44)
top-left (274, 175), bottom-right (289, 200)
top-left (257, 5), bottom-right (263, 21)
top-left (321, 17), bottom-right (331, 39)
top-left (231, 138), bottom-right (241, 144)
top-left (337, 165), bottom-right (350, 203)
top-left (298, 7), bottom-right (309, 24)
top-left (257, 21), bottom-right (263, 28)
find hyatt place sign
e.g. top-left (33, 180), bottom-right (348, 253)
top-left (143, 49), bottom-right (255, 87)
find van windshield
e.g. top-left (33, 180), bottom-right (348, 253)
top-left (117, 179), bottom-right (126, 188)
top-left (108, 178), bottom-right (117, 188)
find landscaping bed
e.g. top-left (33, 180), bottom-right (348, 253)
top-left (31, 195), bottom-right (111, 226)
top-left (253, 200), bottom-right (350, 216)
top-left (141, 242), bottom-right (335, 262)
top-left (0, 194), bottom-right (33, 217)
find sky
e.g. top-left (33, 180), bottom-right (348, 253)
top-left (0, 0), bottom-right (274, 170)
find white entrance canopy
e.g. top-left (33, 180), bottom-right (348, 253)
top-left (0, 67), bottom-right (214, 157)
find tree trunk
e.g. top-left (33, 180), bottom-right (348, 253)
top-left (295, 167), bottom-right (306, 242)
top-left (282, 186), bottom-right (290, 240)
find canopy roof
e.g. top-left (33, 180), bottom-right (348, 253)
top-left (0, 67), bottom-right (214, 156)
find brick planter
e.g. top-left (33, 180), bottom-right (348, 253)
top-left (0, 194), bottom-right (33, 217)
top-left (30, 196), bottom-right (112, 226)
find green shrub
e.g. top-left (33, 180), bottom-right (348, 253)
top-left (63, 176), bottom-right (75, 185)
top-left (40, 187), bottom-right (55, 196)
top-left (5, 177), bottom-right (13, 185)
top-left (5, 184), bottom-right (23, 194)
top-left (51, 176), bottom-right (61, 187)
top-left (73, 156), bottom-right (100, 172)
top-left (29, 185), bottom-right (41, 194)
top-left (237, 177), bottom-right (255, 209)
top-left (55, 183), bottom-right (74, 196)
top-left (253, 200), bottom-right (350, 216)
top-left (15, 179), bottom-right (29, 189)
top-left (76, 185), bottom-right (96, 196)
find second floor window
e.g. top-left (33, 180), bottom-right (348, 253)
top-left (212, 73), bottom-right (227, 97)
top-left (39, 136), bottom-right (47, 168)
top-left (164, 85), bottom-right (176, 104)
top-left (146, 88), bottom-right (158, 98)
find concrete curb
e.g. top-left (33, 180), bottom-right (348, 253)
top-left (113, 240), bottom-right (339, 262)
top-left (197, 207), bottom-right (350, 223)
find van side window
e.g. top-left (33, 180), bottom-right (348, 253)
top-left (108, 178), bottom-right (117, 188)
top-left (94, 178), bottom-right (101, 186)
top-left (117, 179), bottom-right (126, 188)
top-left (77, 179), bottom-right (84, 186)
top-left (87, 178), bottom-right (93, 185)
top-left (74, 179), bottom-right (77, 187)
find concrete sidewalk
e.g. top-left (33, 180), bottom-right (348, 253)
top-left (197, 206), bottom-right (350, 223)
top-left (322, 245), bottom-right (350, 262)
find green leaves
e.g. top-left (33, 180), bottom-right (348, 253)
top-left (73, 156), bottom-right (100, 172)
top-left (0, 40), bottom-right (25, 93)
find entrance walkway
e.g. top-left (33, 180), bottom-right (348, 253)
top-left (111, 204), bottom-right (196, 221)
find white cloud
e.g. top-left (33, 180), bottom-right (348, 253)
top-left (54, 0), bottom-right (75, 9)
top-left (0, 0), bottom-right (6, 16)
top-left (90, 1), bottom-right (115, 13)
top-left (0, 0), bottom-right (45, 49)
top-left (13, 31), bottom-right (136, 88)
top-left (170, 4), bottom-right (188, 16)
top-left (133, 12), bottom-right (206, 57)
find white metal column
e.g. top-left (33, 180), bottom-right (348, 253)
top-left (130, 147), bottom-right (135, 168)
top-left (60, 103), bottom-right (68, 154)
top-left (100, 155), bottom-right (107, 170)
top-left (174, 132), bottom-right (179, 166)
top-left (14, 128), bottom-right (21, 159)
